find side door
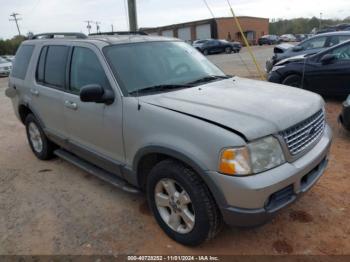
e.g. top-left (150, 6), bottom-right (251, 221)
top-left (305, 43), bottom-right (350, 95)
top-left (30, 45), bottom-right (69, 140)
top-left (63, 44), bottom-right (125, 175)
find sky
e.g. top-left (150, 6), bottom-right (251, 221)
top-left (1, 0), bottom-right (350, 39)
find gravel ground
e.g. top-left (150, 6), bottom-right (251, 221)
top-left (0, 46), bottom-right (349, 255)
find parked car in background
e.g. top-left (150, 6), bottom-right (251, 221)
top-left (339, 95), bottom-right (350, 131)
top-left (193, 39), bottom-right (241, 55)
top-left (280, 34), bottom-right (296, 42)
top-left (258, 35), bottom-right (280, 45)
top-left (0, 57), bottom-right (12, 77)
top-left (1, 55), bottom-right (15, 62)
top-left (266, 31), bottom-right (350, 72)
top-left (6, 32), bottom-right (331, 246)
top-left (268, 40), bottom-right (350, 96)
top-left (295, 34), bottom-right (307, 42)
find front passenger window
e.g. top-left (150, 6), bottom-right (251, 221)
top-left (70, 47), bottom-right (110, 94)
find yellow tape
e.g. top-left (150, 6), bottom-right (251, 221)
top-left (226, 0), bottom-right (266, 80)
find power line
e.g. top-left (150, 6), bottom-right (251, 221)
top-left (203, 0), bottom-right (215, 19)
top-left (9, 13), bottom-right (22, 36)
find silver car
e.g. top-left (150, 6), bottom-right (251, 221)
top-left (0, 57), bottom-right (12, 76)
top-left (6, 33), bottom-right (332, 246)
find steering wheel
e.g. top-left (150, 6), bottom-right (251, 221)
top-left (173, 63), bottom-right (191, 75)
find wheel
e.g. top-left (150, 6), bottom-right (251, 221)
top-left (225, 47), bottom-right (232, 54)
top-left (25, 114), bottom-right (56, 160)
top-left (203, 49), bottom-right (209, 56)
top-left (282, 74), bottom-right (302, 88)
top-left (146, 159), bottom-right (222, 246)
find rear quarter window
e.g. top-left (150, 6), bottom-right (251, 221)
top-left (11, 45), bottom-right (34, 79)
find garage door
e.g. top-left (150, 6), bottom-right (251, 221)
top-left (178, 27), bottom-right (191, 42)
top-left (162, 30), bottom-right (174, 37)
top-left (196, 24), bottom-right (211, 40)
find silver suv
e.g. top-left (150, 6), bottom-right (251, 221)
top-left (6, 33), bottom-right (332, 246)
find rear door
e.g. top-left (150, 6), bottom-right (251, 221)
top-left (63, 44), bottom-right (125, 173)
top-left (30, 45), bottom-right (69, 139)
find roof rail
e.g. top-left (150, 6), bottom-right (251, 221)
top-left (89, 31), bottom-right (148, 36)
top-left (29, 32), bottom-right (88, 40)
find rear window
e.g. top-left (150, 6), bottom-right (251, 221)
top-left (11, 45), bottom-right (34, 79)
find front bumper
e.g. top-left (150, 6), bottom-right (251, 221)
top-left (0, 70), bottom-right (11, 76)
top-left (207, 125), bottom-right (332, 227)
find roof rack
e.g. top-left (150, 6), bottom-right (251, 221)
top-left (29, 32), bottom-right (88, 40)
top-left (89, 31), bottom-right (148, 36)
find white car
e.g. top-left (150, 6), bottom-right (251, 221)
top-left (280, 34), bottom-right (296, 42)
top-left (0, 57), bottom-right (12, 77)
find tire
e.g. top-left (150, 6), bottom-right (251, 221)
top-left (203, 49), bottom-right (209, 56)
top-left (146, 159), bottom-right (223, 246)
top-left (25, 114), bottom-right (56, 160)
top-left (282, 74), bottom-right (302, 88)
top-left (225, 47), bottom-right (232, 54)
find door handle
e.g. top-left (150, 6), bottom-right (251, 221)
top-left (30, 89), bottom-right (39, 96)
top-left (64, 100), bottom-right (78, 110)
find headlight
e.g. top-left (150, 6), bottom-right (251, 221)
top-left (219, 136), bottom-right (285, 176)
top-left (271, 65), bottom-right (285, 72)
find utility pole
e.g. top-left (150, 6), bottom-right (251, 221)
top-left (84, 20), bottom-right (93, 35)
top-left (111, 24), bottom-right (114, 33)
top-left (94, 21), bottom-right (101, 34)
top-left (127, 0), bottom-right (138, 31)
top-left (319, 12), bottom-right (323, 29)
top-left (9, 13), bottom-right (22, 36)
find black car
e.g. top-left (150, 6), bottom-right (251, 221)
top-left (258, 35), bottom-right (280, 45)
top-left (340, 95), bottom-right (350, 131)
top-left (193, 39), bottom-right (241, 55)
top-left (266, 31), bottom-right (350, 72)
top-left (268, 40), bottom-right (350, 96)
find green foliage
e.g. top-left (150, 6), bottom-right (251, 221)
top-left (0, 35), bottom-right (26, 55)
top-left (269, 17), bottom-right (350, 35)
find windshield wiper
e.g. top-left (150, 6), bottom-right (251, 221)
top-left (129, 84), bottom-right (193, 95)
top-left (187, 75), bottom-right (231, 85)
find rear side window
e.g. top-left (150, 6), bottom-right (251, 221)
top-left (11, 45), bottom-right (34, 79)
top-left (44, 46), bottom-right (69, 88)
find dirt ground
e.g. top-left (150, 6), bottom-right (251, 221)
top-left (0, 47), bottom-right (349, 255)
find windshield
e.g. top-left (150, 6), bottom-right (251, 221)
top-left (103, 41), bottom-right (225, 94)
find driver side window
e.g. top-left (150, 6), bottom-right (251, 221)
top-left (330, 44), bottom-right (350, 61)
top-left (70, 47), bottom-right (110, 94)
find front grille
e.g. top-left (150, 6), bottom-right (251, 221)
top-left (281, 110), bottom-right (325, 156)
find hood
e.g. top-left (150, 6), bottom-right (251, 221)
top-left (274, 43), bottom-right (294, 54)
top-left (140, 77), bottom-right (324, 141)
top-left (276, 54), bottom-right (306, 66)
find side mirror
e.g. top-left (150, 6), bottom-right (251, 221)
top-left (80, 84), bottom-right (114, 105)
top-left (320, 54), bottom-right (337, 65)
top-left (292, 45), bottom-right (304, 52)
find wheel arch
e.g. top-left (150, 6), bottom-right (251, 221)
top-left (18, 103), bottom-right (46, 128)
top-left (133, 146), bottom-right (227, 207)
